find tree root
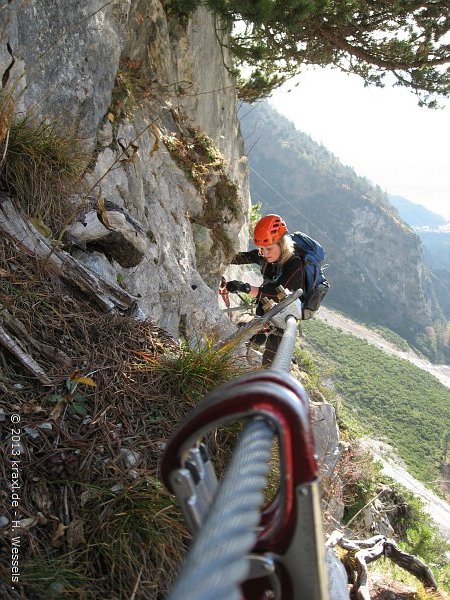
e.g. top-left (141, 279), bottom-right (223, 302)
top-left (326, 531), bottom-right (438, 599)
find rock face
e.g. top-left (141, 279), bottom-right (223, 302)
top-left (67, 201), bottom-right (148, 267)
top-left (0, 0), bottom-right (248, 339)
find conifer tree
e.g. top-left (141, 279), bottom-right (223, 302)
top-left (188, 0), bottom-right (450, 104)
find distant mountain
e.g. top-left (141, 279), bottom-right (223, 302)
top-left (239, 101), bottom-right (449, 362)
top-left (388, 196), bottom-right (450, 316)
top-left (388, 193), bottom-right (450, 274)
top-left (389, 195), bottom-right (447, 229)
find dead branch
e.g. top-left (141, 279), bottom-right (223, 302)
top-left (1, 308), bottom-right (72, 369)
top-left (0, 195), bottom-right (137, 313)
top-left (0, 322), bottom-right (51, 384)
top-left (384, 540), bottom-right (438, 589)
top-left (327, 531), bottom-right (438, 599)
top-left (354, 537), bottom-right (386, 600)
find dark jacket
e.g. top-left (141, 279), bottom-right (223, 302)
top-left (232, 250), bottom-right (304, 316)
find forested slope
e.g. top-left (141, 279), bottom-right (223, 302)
top-left (301, 319), bottom-right (450, 492)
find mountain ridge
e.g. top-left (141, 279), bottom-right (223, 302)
top-left (239, 101), bottom-right (449, 363)
top-left (389, 194), bottom-right (448, 229)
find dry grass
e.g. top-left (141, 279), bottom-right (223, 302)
top-left (0, 233), bottom-right (247, 599)
top-left (132, 335), bottom-right (246, 404)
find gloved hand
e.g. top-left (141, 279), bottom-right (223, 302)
top-left (226, 280), bottom-right (251, 294)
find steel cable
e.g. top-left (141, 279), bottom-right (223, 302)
top-left (167, 418), bottom-right (274, 600)
top-left (271, 315), bottom-right (299, 371)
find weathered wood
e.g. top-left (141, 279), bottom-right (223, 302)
top-left (0, 195), bottom-right (137, 313)
top-left (384, 539), bottom-right (438, 589)
top-left (340, 535), bottom-right (385, 551)
top-left (354, 538), bottom-right (385, 600)
top-left (1, 309), bottom-right (72, 369)
top-left (327, 530), bottom-right (439, 598)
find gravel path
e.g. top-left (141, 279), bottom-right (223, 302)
top-left (317, 307), bottom-right (450, 389)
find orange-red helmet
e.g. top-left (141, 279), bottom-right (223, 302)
top-left (253, 214), bottom-right (288, 246)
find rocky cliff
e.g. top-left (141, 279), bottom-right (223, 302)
top-left (1, 0), bottom-right (249, 340)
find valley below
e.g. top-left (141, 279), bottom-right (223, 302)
top-left (316, 307), bottom-right (450, 540)
top-left (361, 438), bottom-right (450, 541)
top-left (317, 307), bottom-right (450, 389)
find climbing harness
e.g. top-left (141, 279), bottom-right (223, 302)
top-left (161, 287), bottom-right (329, 599)
top-left (215, 287), bottom-right (303, 351)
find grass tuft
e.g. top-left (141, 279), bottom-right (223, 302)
top-left (133, 335), bottom-right (247, 404)
top-left (83, 478), bottom-right (187, 597)
top-left (0, 106), bottom-right (88, 233)
top-left (20, 557), bottom-right (96, 598)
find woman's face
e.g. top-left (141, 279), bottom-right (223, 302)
top-left (259, 243), bottom-right (281, 263)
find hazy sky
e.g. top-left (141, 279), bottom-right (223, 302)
top-left (269, 67), bottom-right (450, 220)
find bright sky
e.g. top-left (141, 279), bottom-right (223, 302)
top-left (269, 67), bottom-right (450, 220)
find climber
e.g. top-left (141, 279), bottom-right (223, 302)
top-left (226, 214), bottom-right (304, 366)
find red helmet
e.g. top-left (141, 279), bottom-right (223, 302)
top-left (253, 214), bottom-right (288, 246)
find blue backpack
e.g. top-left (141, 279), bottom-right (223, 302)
top-left (291, 231), bottom-right (330, 319)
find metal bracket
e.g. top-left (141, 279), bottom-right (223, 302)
top-left (269, 297), bottom-right (303, 329)
top-left (264, 480), bottom-right (328, 600)
top-left (169, 444), bottom-right (218, 534)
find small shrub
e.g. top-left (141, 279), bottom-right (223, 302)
top-left (163, 128), bottom-right (224, 196)
top-left (337, 444), bottom-right (381, 525)
top-left (294, 345), bottom-right (318, 378)
top-left (110, 58), bottom-right (153, 118)
top-left (399, 493), bottom-right (450, 566)
top-left (210, 173), bottom-right (240, 218)
top-left (371, 483), bottom-right (450, 592)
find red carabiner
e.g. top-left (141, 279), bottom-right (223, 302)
top-left (161, 370), bottom-right (328, 599)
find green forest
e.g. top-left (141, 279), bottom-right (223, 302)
top-left (300, 319), bottom-right (450, 488)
